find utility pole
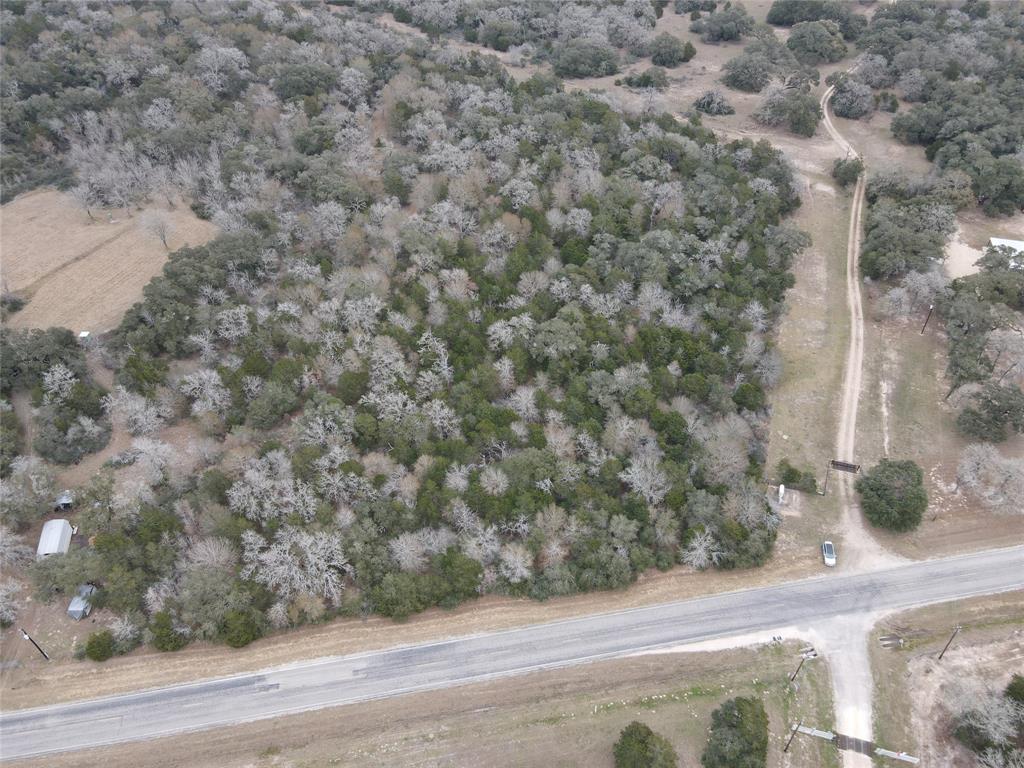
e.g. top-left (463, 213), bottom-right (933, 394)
top-left (790, 656), bottom-right (807, 682)
top-left (790, 647), bottom-right (817, 683)
top-left (20, 628), bottom-right (50, 661)
top-left (920, 304), bottom-right (934, 334)
top-left (937, 625), bottom-right (962, 661)
top-left (784, 721), bottom-right (802, 753)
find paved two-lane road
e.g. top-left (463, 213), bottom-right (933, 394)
top-left (3, 545), bottom-right (1023, 760)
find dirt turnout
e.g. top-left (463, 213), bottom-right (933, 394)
top-left (1, 189), bottom-right (218, 332)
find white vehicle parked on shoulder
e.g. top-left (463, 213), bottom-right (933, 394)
top-left (821, 540), bottom-right (837, 567)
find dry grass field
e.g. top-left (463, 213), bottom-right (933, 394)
top-left (762, 172), bottom-right (851, 555)
top-left (856, 304), bottom-right (1024, 559)
top-left (0, 189), bottom-right (218, 332)
top-left (871, 591), bottom-right (1024, 766)
top-left (17, 640), bottom-right (837, 768)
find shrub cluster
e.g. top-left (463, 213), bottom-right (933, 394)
top-left (855, 459), bottom-right (928, 532)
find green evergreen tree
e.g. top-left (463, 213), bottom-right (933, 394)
top-left (614, 721), bottom-right (679, 768)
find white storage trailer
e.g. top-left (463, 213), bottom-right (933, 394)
top-left (36, 519), bottom-right (73, 559)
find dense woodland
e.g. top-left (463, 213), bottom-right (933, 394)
top-left (1, 0), bottom-right (1019, 657)
top-left (830, 0), bottom-right (1024, 505)
top-left (382, 0), bottom-right (674, 74)
top-left (830, 0), bottom-right (1024, 214)
top-left (0, 0), bottom-right (807, 651)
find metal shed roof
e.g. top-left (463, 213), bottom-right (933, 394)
top-left (989, 238), bottom-right (1024, 254)
top-left (37, 519), bottom-right (73, 558)
top-left (67, 585), bottom-right (97, 620)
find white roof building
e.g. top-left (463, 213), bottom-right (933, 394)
top-left (989, 238), bottom-right (1024, 254)
top-left (36, 519), bottom-right (73, 559)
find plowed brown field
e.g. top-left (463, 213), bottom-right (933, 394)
top-left (1, 189), bottom-right (218, 332)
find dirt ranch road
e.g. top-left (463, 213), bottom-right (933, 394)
top-left (820, 75), bottom-right (894, 767)
top-left (2, 546), bottom-right (1022, 762)
top-left (820, 76), bottom-right (895, 573)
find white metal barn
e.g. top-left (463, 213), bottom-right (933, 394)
top-left (36, 519), bottom-right (73, 559)
top-left (989, 237), bottom-right (1024, 254)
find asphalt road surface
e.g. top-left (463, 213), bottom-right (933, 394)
top-left (3, 545), bottom-right (1023, 760)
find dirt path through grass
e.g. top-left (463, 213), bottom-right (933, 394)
top-left (820, 78), bottom-right (903, 768)
top-left (821, 80), bottom-right (901, 575)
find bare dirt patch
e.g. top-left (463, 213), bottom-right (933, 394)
top-left (16, 641), bottom-right (836, 768)
top-left (49, 421), bottom-right (133, 491)
top-left (0, 582), bottom-right (119, 678)
top-left (946, 208), bottom-right (1024, 279)
top-left (907, 634), bottom-right (1024, 767)
top-left (944, 222), bottom-right (987, 280)
top-left (0, 189), bottom-right (218, 332)
top-left (871, 590), bottom-right (1024, 764)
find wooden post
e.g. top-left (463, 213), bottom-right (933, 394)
top-left (784, 721), bottom-right (801, 753)
top-left (790, 656), bottom-right (807, 682)
top-left (920, 304), bottom-right (934, 334)
top-left (938, 625), bottom-right (962, 661)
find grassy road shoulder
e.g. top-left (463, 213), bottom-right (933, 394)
top-left (16, 641), bottom-right (836, 768)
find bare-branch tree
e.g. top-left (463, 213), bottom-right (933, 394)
top-left (140, 210), bottom-right (174, 249)
top-left (682, 530), bottom-right (724, 570)
top-left (69, 183), bottom-right (97, 221)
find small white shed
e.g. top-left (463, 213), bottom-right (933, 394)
top-left (36, 519), bottom-right (73, 559)
top-left (67, 584), bottom-right (97, 621)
